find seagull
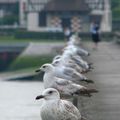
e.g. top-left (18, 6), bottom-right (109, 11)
top-left (51, 62), bottom-right (94, 84)
top-left (67, 34), bottom-right (81, 46)
top-left (36, 88), bottom-right (84, 120)
top-left (35, 64), bottom-right (98, 97)
top-left (71, 55), bottom-right (93, 70)
top-left (63, 44), bottom-right (90, 56)
top-left (52, 56), bottom-right (84, 73)
top-left (65, 34), bottom-right (87, 53)
top-left (54, 51), bottom-right (92, 72)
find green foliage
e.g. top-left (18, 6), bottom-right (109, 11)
top-left (111, 0), bottom-right (120, 21)
top-left (9, 55), bottom-right (54, 71)
top-left (112, 7), bottom-right (120, 20)
top-left (111, 0), bottom-right (120, 8)
top-left (0, 2), bottom-right (19, 25)
top-left (0, 15), bottom-right (18, 25)
top-left (12, 2), bottom-right (19, 16)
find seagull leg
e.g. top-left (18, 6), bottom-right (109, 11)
top-left (81, 116), bottom-right (88, 120)
top-left (72, 96), bottom-right (78, 108)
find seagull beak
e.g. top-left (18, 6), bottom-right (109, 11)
top-left (36, 95), bottom-right (44, 100)
top-left (35, 68), bottom-right (41, 73)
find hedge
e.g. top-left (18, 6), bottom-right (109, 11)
top-left (15, 30), bottom-right (65, 40)
top-left (112, 21), bottom-right (120, 31)
top-left (79, 32), bottom-right (114, 41)
top-left (0, 28), bottom-right (18, 36)
top-left (14, 30), bottom-right (114, 41)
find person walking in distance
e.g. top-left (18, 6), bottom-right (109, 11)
top-left (90, 22), bottom-right (101, 50)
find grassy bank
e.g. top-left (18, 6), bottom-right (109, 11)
top-left (0, 35), bottom-right (64, 44)
top-left (8, 55), bottom-right (54, 71)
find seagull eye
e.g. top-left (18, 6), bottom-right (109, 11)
top-left (56, 61), bottom-right (59, 64)
top-left (43, 66), bottom-right (46, 68)
top-left (48, 91), bottom-right (53, 94)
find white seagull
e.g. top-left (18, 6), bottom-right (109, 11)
top-left (54, 51), bottom-right (92, 72)
top-left (51, 62), bottom-right (94, 84)
top-left (52, 56), bottom-right (84, 73)
top-left (35, 64), bottom-right (98, 97)
top-left (67, 34), bottom-right (81, 46)
top-left (63, 44), bottom-right (90, 56)
top-left (36, 88), bottom-right (83, 120)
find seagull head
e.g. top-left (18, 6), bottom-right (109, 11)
top-left (53, 55), bottom-right (61, 61)
top-left (52, 59), bottom-right (61, 66)
top-left (36, 88), bottom-right (60, 100)
top-left (35, 63), bottom-right (54, 73)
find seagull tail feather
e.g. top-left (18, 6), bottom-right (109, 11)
top-left (74, 87), bottom-right (98, 97)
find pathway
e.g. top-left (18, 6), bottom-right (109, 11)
top-left (1, 41), bottom-right (120, 120)
top-left (78, 42), bottom-right (120, 120)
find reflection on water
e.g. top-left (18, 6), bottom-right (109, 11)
top-left (0, 80), bottom-right (44, 120)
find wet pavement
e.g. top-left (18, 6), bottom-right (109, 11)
top-left (0, 42), bottom-right (120, 120)
top-left (79, 42), bottom-right (120, 120)
top-left (0, 80), bottom-right (43, 120)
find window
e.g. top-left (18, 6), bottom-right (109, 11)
top-left (39, 11), bottom-right (46, 27)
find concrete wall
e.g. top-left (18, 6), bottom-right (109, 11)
top-left (27, 13), bottom-right (63, 32)
top-left (27, 12), bottom-right (38, 31)
top-left (100, 0), bottom-right (112, 32)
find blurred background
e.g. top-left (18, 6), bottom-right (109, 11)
top-left (0, 0), bottom-right (118, 71)
top-left (0, 0), bottom-right (120, 120)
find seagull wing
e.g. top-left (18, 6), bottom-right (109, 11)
top-left (61, 100), bottom-right (81, 120)
top-left (55, 77), bottom-right (71, 86)
top-left (55, 77), bottom-right (84, 95)
top-left (64, 67), bottom-right (84, 81)
top-left (63, 68), bottom-right (74, 76)
top-left (55, 77), bottom-right (98, 97)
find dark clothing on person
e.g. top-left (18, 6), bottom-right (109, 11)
top-left (90, 23), bottom-right (100, 43)
top-left (92, 32), bottom-right (100, 43)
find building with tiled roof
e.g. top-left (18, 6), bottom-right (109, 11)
top-left (19, 0), bottom-right (112, 32)
top-left (44, 0), bottom-right (89, 12)
top-left (24, 0), bottom-right (91, 32)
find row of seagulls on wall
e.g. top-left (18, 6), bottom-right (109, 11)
top-left (35, 34), bottom-right (98, 120)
